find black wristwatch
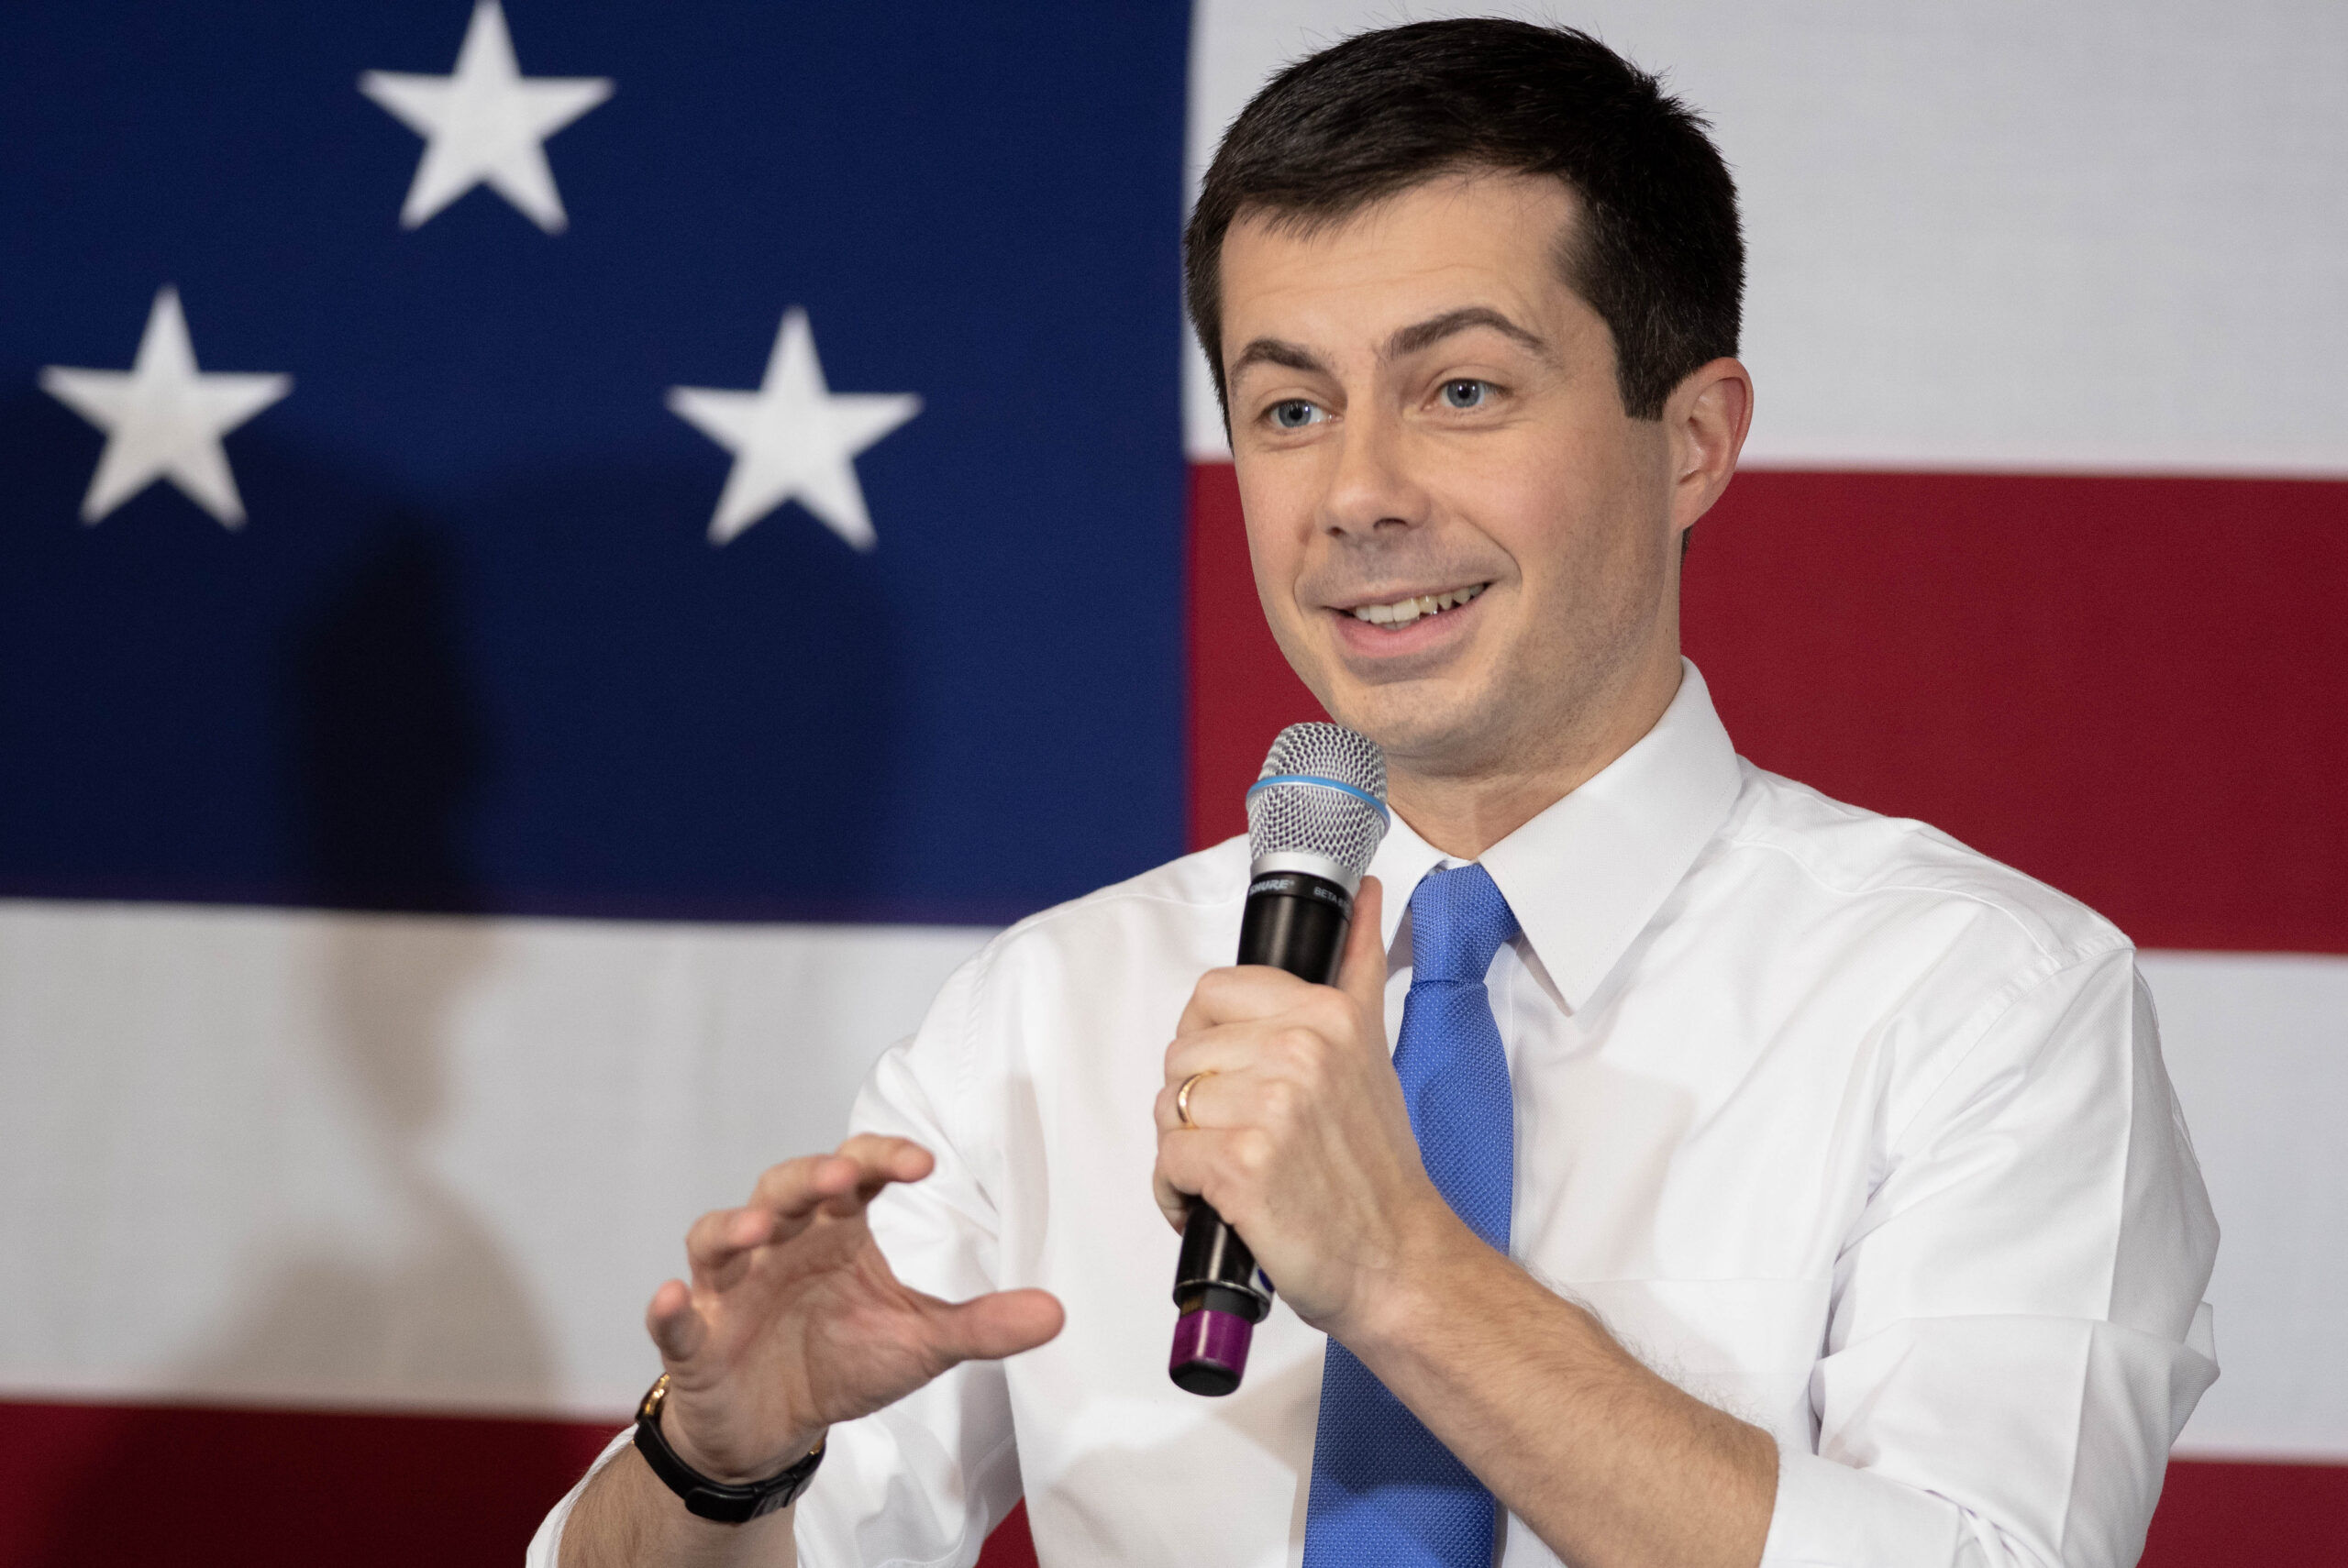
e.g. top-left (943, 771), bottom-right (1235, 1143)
top-left (632, 1374), bottom-right (825, 1523)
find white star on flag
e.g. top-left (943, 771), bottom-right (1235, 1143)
top-left (360, 0), bottom-right (613, 233)
top-left (39, 287), bottom-right (293, 529)
top-left (668, 310), bottom-right (923, 550)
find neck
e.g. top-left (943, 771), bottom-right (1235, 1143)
top-left (1385, 656), bottom-right (1683, 861)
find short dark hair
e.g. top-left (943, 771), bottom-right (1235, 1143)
top-left (1186, 18), bottom-right (1743, 422)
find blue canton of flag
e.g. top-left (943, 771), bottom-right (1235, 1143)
top-left (0, 1), bottom-right (1191, 924)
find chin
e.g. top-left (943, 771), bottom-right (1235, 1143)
top-left (1322, 682), bottom-right (1505, 775)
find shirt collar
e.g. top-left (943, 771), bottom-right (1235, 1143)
top-left (1368, 658), bottom-right (1743, 1011)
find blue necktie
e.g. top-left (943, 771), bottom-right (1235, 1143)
top-left (1302, 862), bottom-right (1519, 1568)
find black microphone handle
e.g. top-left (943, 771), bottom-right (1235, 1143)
top-left (1168, 868), bottom-right (1354, 1397)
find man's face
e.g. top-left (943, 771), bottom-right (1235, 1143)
top-left (1218, 172), bottom-right (1692, 783)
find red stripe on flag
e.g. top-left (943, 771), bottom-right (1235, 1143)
top-left (983, 1500), bottom-right (1042, 1567)
top-left (1189, 463), bottom-right (2348, 954)
top-left (0, 1399), bottom-right (2331, 1565)
top-left (2143, 1457), bottom-right (2348, 1565)
top-left (0, 1398), bottom-right (1041, 1567)
top-left (1187, 462), bottom-right (1326, 851)
top-left (0, 1400), bottom-right (619, 1566)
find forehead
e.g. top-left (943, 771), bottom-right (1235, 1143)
top-left (1218, 172), bottom-right (1584, 351)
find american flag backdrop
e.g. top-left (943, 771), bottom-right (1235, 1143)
top-left (0, 5), bottom-right (2342, 1566)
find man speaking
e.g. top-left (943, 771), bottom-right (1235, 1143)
top-left (538, 19), bottom-right (2216, 1567)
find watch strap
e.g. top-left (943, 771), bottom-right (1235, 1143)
top-left (632, 1374), bottom-right (824, 1523)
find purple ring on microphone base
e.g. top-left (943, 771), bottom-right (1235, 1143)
top-left (1168, 1306), bottom-right (1254, 1397)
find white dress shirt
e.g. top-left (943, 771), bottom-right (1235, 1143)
top-left (531, 661), bottom-right (2218, 1568)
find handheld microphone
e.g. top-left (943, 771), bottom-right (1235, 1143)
top-left (1168, 722), bottom-right (1390, 1397)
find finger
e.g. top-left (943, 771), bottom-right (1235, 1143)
top-left (1176, 962), bottom-right (1316, 1035)
top-left (744, 1153), bottom-right (866, 1228)
top-left (1152, 1058), bottom-right (1264, 1134)
top-left (1155, 1125), bottom-right (1264, 1230)
top-left (833, 1133), bottom-right (936, 1187)
top-left (1161, 1016), bottom-right (1292, 1097)
top-left (686, 1188), bottom-right (838, 1282)
top-left (646, 1277), bottom-right (709, 1364)
top-left (685, 1204), bottom-right (774, 1276)
top-left (924, 1288), bottom-right (1066, 1365)
top-left (1152, 1152), bottom-right (1200, 1230)
top-left (832, 1134), bottom-right (935, 1210)
top-left (1335, 874), bottom-right (1389, 1022)
top-left (739, 1139), bottom-right (931, 1230)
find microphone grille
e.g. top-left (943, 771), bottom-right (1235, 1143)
top-left (1246, 723), bottom-right (1390, 878)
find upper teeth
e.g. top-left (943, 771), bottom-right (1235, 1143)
top-left (1351, 583), bottom-right (1486, 625)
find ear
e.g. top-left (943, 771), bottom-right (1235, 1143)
top-left (1666, 357), bottom-right (1754, 538)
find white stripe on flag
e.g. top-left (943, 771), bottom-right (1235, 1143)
top-left (5, 902), bottom-right (2341, 1456)
top-left (0, 900), bottom-right (991, 1419)
top-left (2143, 951), bottom-right (2348, 1459)
top-left (1182, 1), bottom-right (2348, 475)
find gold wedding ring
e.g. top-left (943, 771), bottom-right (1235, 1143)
top-left (1176, 1070), bottom-right (1213, 1129)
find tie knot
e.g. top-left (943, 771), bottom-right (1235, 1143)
top-left (1406, 863), bottom-right (1519, 985)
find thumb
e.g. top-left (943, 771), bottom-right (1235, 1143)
top-left (646, 1278), bottom-right (709, 1364)
top-left (926, 1287), bottom-right (1066, 1366)
top-left (1335, 874), bottom-right (1390, 1022)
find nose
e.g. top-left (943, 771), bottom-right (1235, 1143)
top-left (1316, 403), bottom-right (1428, 539)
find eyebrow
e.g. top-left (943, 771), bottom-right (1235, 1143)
top-left (1383, 306), bottom-right (1548, 359)
top-left (1224, 306), bottom-right (1549, 385)
top-left (1225, 337), bottom-right (1328, 381)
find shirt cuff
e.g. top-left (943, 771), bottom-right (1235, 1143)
top-left (1761, 1440), bottom-right (1976, 1567)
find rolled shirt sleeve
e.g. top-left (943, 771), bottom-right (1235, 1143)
top-left (1762, 950), bottom-right (2219, 1567)
top-left (790, 1001), bottom-right (1024, 1568)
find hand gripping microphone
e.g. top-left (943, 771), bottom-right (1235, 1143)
top-left (1168, 722), bottom-right (1390, 1397)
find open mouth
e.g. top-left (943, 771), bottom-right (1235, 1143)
top-left (1346, 581), bottom-right (1489, 628)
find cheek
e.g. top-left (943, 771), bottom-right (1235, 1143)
top-left (1448, 442), bottom-right (1606, 585)
top-left (1235, 467), bottom-right (1316, 624)
top-left (1465, 441), bottom-right (1663, 651)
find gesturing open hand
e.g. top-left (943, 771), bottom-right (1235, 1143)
top-left (643, 1134), bottom-right (1064, 1485)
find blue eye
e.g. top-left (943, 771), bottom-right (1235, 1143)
top-left (1269, 399), bottom-right (1322, 430)
top-left (1441, 380), bottom-right (1489, 410)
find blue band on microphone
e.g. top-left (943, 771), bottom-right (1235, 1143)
top-left (1246, 775), bottom-right (1390, 823)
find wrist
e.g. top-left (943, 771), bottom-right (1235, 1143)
top-left (664, 1421), bottom-right (826, 1488)
top-left (635, 1375), bottom-right (826, 1521)
top-left (1335, 1195), bottom-right (1499, 1360)
top-left (648, 1376), bottom-right (825, 1485)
